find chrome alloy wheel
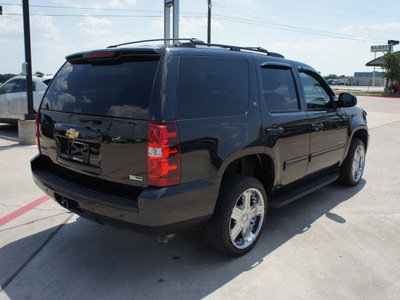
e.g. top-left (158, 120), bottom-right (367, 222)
top-left (229, 188), bottom-right (265, 249)
top-left (352, 144), bottom-right (365, 182)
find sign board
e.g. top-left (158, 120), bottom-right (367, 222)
top-left (22, 62), bottom-right (28, 76)
top-left (371, 45), bottom-right (392, 52)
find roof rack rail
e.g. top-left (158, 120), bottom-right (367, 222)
top-left (188, 40), bottom-right (284, 58)
top-left (107, 38), bottom-right (202, 48)
top-left (107, 38), bottom-right (284, 58)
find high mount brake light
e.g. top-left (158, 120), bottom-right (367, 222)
top-left (147, 121), bottom-right (180, 187)
top-left (82, 51), bottom-right (116, 59)
top-left (35, 109), bottom-right (41, 154)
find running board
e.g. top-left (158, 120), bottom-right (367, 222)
top-left (269, 172), bottom-right (339, 208)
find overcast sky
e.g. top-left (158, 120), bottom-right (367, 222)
top-left (0, 0), bottom-right (399, 76)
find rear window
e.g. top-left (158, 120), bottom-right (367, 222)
top-left (41, 58), bottom-right (159, 119)
top-left (177, 56), bottom-right (249, 119)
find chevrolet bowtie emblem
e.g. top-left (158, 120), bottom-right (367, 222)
top-left (65, 128), bottom-right (79, 139)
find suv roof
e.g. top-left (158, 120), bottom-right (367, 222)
top-left (66, 38), bottom-right (285, 61)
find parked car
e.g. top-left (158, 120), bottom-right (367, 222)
top-left (327, 79), bottom-right (338, 85)
top-left (31, 39), bottom-right (368, 256)
top-left (389, 82), bottom-right (400, 93)
top-left (0, 75), bottom-right (52, 123)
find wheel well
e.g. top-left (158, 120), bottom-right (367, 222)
top-left (223, 154), bottom-right (274, 196)
top-left (352, 129), bottom-right (369, 151)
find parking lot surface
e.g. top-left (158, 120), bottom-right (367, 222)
top-left (0, 96), bottom-right (400, 299)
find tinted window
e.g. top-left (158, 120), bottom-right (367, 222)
top-left (0, 78), bottom-right (19, 94)
top-left (14, 79), bottom-right (36, 92)
top-left (177, 56), bottom-right (249, 119)
top-left (300, 72), bottom-right (331, 110)
top-left (261, 68), bottom-right (299, 112)
top-left (41, 59), bottom-right (159, 119)
top-left (15, 79), bottom-right (25, 92)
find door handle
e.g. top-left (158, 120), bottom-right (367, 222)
top-left (312, 123), bottom-right (324, 131)
top-left (267, 127), bottom-right (284, 134)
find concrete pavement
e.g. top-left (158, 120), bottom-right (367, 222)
top-left (0, 96), bottom-right (399, 299)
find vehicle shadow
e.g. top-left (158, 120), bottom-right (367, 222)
top-left (0, 123), bottom-right (18, 136)
top-left (0, 124), bottom-right (19, 148)
top-left (0, 180), bottom-right (366, 299)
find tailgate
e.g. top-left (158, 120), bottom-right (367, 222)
top-left (39, 111), bottom-right (148, 187)
top-left (37, 50), bottom-right (160, 187)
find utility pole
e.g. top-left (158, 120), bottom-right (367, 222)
top-left (207, 0), bottom-right (211, 43)
top-left (22, 0), bottom-right (35, 119)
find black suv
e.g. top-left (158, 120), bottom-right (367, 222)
top-left (31, 39), bottom-right (368, 256)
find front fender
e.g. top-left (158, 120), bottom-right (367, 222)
top-left (340, 106), bottom-right (369, 162)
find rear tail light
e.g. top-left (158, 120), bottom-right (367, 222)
top-left (35, 109), bottom-right (41, 154)
top-left (146, 121), bottom-right (180, 187)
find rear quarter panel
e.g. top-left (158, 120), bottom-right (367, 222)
top-left (175, 52), bottom-right (264, 185)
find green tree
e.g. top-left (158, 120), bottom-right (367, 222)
top-left (0, 73), bottom-right (17, 84)
top-left (324, 74), bottom-right (339, 80)
top-left (34, 71), bottom-right (44, 76)
top-left (381, 52), bottom-right (400, 91)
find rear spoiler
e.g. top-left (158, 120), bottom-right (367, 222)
top-left (66, 48), bottom-right (162, 63)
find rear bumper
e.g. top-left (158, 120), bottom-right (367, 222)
top-left (31, 155), bottom-right (217, 233)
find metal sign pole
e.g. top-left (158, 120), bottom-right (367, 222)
top-left (372, 52), bottom-right (376, 87)
top-left (22, 0), bottom-right (35, 119)
top-left (173, 0), bottom-right (179, 39)
top-left (164, 1), bottom-right (172, 45)
top-left (164, 0), bottom-right (179, 45)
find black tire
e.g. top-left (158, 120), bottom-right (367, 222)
top-left (338, 138), bottom-right (366, 187)
top-left (206, 175), bottom-right (267, 257)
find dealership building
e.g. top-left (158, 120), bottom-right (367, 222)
top-left (355, 47), bottom-right (400, 87)
top-left (353, 71), bottom-right (386, 86)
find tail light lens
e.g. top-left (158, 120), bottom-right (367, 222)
top-left (35, 109), bottom-right (41, 154)
top-left (147, 121), bottom-right (180, 187)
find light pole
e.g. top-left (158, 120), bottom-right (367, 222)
top-left (22, 0), bottom-right (35, 120)
top-left (207, 0), bottom-right (211, 43)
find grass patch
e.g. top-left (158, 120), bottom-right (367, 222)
top-left (335, 90), bottom-right (400, 97)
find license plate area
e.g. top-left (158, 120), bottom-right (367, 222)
top-left (56, 137), bottom-right (90, 164)
top-left (69, 140), bottom-right (89, 164)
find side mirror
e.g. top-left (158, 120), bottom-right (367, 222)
top-left (337, 93), bottom-right (357, 107)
